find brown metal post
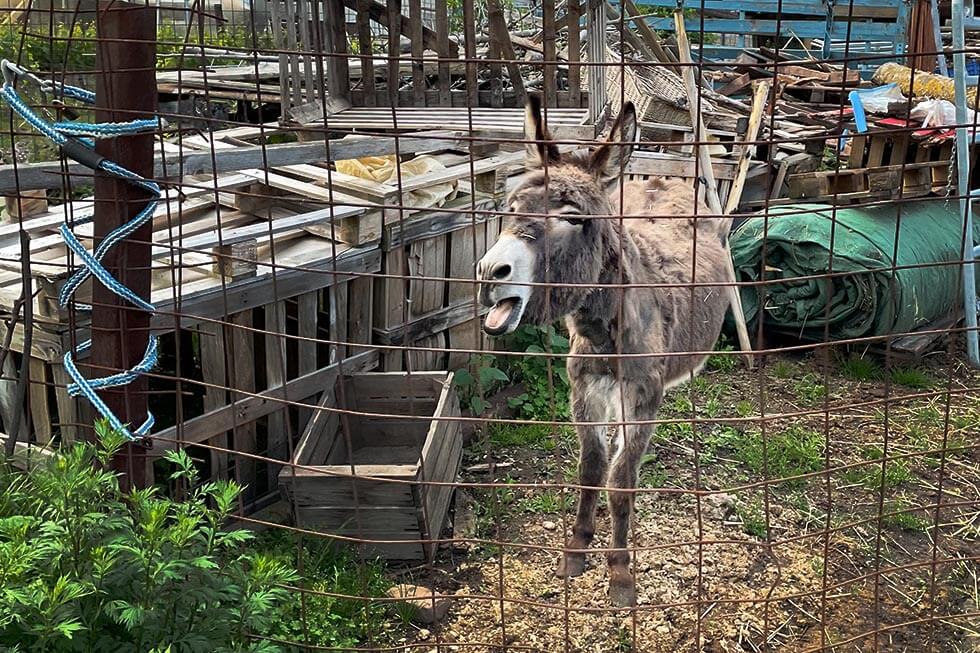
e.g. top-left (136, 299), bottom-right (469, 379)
top-left (90, 0), bottom-right (156, 489)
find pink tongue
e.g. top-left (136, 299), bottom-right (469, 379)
top-left (485, 299), bottom-right (516, 331)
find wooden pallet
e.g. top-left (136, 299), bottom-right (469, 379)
top-left (786, 160), bottom-right (948, 204)
top-left (317, 107), bottom-right (595, 140)
top-left (374, 192), bottom-right (502, 372)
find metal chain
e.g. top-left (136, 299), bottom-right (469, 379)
top-left (945, 140), bottom-right (956, 207)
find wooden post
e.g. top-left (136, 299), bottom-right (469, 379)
top-left (90, 1), bottom-right (156, 488)
top-left (674, 9), bottom-right (753, 364)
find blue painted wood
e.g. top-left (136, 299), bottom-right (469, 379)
top-left (644, 16), bottom-right (899, 39)
top-left (614, 0), bottom-right (896, 14)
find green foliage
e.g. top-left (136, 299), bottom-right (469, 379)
top-left (0, 420), bottom-right (297, 652)
top-left (706, 337), bottom-right (738, 373)
top-left (889, 366), bottom-right (935, 390)
top-left (254, 530), bottom-right (394, 650)
top-left (793, 373), bottom-right (827, 405)
top-left (737, 499), bottom-right (768, 539)
top-left (487, 422), bottom-right (569, 451)
top-left (521, 490), bottom-right (573, 515)
top-left (730, 425), bottom-right (825, 487)
top-left (843, 447), bottom-right (913, 491)
top-left (881, 500), bottom-right (930, 532)
top-left (453, 354), bottom-right (509, 415)
top-left (770, 359), bottom-right (796, 379)
top-left (837, 354), bottom-right (882, 381)
top-left (502, 324), bottom-right (571, 421)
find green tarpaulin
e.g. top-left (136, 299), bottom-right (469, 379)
top-left (729, 201), bottom-right (980, 341)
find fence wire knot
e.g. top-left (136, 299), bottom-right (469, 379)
top-left (0, 59), bottom-right (160, 440)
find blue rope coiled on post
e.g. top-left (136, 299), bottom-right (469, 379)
top-left (1, 59), bottom-right (161, 440)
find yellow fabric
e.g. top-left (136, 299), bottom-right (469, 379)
top-left (335, 154), bottom-right (459, 209)
top-left (872, 62), bottom-right (978, 108)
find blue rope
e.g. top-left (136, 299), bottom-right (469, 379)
top-left (1, 59), bottom-right (160, 439)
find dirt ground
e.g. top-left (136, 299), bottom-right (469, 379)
top-left (401, 347), bottom-right (980, 653)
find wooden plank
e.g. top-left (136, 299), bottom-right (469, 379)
top-left (486, 0), bottom-right (526, 104)
top-left (543, 0), bottom-right (557, 107)
top-left (296, 290), bottom-right (318, 430)
top-left (0, 353), bottom-right (29, 447)
top-left (410, 236), bottom-right (448, 318)
top-left (356, 0), bottom-right (376, 107)
top-left (409, 333), bottom-right (447, 371)
top-left (284, 469), bottom-right (418, 506)
top-left (228, 311), bottom-right (258, 499)
top-left (49, 362), bottom-right (77, 443)
top-left (436, 0), bottom-right (451, 106)
top-left (0, 133), bottom-right (470, 192)
top-left (150, 349), bottom-right (379, 454)
top-left (463, 0), bottom-right (478, 107)
top-left (265, 301), bottom-right (289, 490)
top-left (341, 0), bottom-right (456, 56)
top-left (448, 317), bottom-right (481, 369)
top-left (296, 506), bottom-right (422, 532)
top-left (28, 358), bottom-right (52, 445)
top-left (347, 275), bottom-right (374, 354)
top-left (329, 282), bottom-right (349, 363)
top-left (725, 80), bottom-right (771, 214)
top-left (409, 0), bottom-right (425, 107)
top-left (290, 381), bottom-right (339, 468)
top-left (387, 0), bottom-right (402, 105)
top-left (325, 0), bottom-right (351, 104)
top-left (566, 0), bottom-right (582, 107)
top-left (375, 300), bottom-right (489, 346)
top-left (198, 320), bottom-right (229, 479)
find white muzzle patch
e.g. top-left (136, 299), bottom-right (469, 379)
top-left (477, 233), bottom-right (535, 336)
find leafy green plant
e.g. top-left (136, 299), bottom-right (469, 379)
top-left (453, 354), bottom-right (509, 415)
top-left (881, 499), bottom-right (930, 532)
top-left (0, 419), bottom-right (297, 652)
top-left (487, 422), bottom-right (567, 451)
top-left (706, 336), bottom-right (738, 373)
top-left (793, 373), bottom-right (827, 405)
top-left (503, 324), bottom-right (571, 421)
top-left (737, 499), bottom-right (768, 539)
top-left (770, 359), bottom-right (796, 379)
top-left (255, 530), bottom-right (395, 650)
top-left (521, 489), bottom-right (573, 515)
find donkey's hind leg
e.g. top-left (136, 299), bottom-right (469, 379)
top-left (556, 414), bottom-right (606, 578)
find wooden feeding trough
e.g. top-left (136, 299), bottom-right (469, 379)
top-left (278, 371), bottom-right (462, 561)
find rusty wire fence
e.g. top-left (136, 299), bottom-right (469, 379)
top-left (0, 0), bottom-right (979, 651)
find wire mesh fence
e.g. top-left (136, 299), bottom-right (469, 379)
top-left (0, 0), bottom-right (978, 651)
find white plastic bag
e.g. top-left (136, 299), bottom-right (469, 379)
top-left (910, 98), bottom-right (977, 128)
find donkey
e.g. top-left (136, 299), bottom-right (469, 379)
top-left (476, 96), bottom-right (733, 606)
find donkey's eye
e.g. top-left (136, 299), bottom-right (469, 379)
top-left (561, 215), bottom-right (585, 225)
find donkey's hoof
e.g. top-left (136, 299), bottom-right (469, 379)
top-left (608, 580), bottom-right (637, 607)
top-left (556, 553), bottom-right (587, 578)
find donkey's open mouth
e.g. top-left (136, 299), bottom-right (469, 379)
top-left (483, 296), bottom-right (524, 336)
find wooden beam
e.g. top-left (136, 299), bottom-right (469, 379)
top-left (0, 132), bottom-right (467, 192)
top-left (724, 80), bottom-right (771, 214)
top-left (487, 0), bottom-right (526, 104)
top-left (148, 349), bottom-right (379, 455)
top-left (674, 9), bottom-right (753, 363)
top-left (342, 0), bottom-right (458, 56)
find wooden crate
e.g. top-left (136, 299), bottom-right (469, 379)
top-left (373, 194), bottom-right (502, 372)
top-left (278, 371), bottom-right (463, 561)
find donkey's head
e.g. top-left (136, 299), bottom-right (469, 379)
top-left (477, 95), bottom-right (638, 336)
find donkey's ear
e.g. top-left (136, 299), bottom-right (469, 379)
top-left (524, 94), bottom-right (560, 169)
top-left (588, 102), bottom-right (638, 186)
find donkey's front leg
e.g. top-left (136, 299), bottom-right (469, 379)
top-left (606, 390), bottom-right (662, 607)
top-left (556, 391), bottom-right (607, 578)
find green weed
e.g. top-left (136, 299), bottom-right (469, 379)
top-left (770, 359), bottom-right (796, 379)
top-left (793, 373), bottom-right (827, 405)
top-left (730, 425), bottom-right (825, 486)
top-left (521, 490), bottom-right (573, 515)
top-left (706, 336), bottom-right (739, 373)
top-left (889, 367), bottom-right (935, 390)
top-left (842, 446), bottom-right (913, 490)
top-left (735, 400), bottom-right (755, 418)
top-left (487, 422), bottom-right (568, 451)
top-left (453, 354), bottom-right (509, 415)
top-left (737, 499), bottom-right (768, 539)
top-left (881, 500), bottom-right (930, 532)
top-left (838, 355), bottom-right (882, 381)
top-left (639, 453), bottom-right (669, 488)
top-left (503, 324), bottom-right (571, 421)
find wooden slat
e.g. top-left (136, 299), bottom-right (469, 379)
top-left (150, 349), bottom-right (378, 454)
top-left (356, 0), bottom-right (376, 107)
top-left (409, 0), bottom-right (425, 106)
top-left (198, 320), bottom-right (229, 479)
top-left (387, 0), bottom-right (402, 105)
top-left (463, 0), bottom-right (478, 107)
top-left (347, 275), bottom-right (374, 355)
top-left (436, 0), bottom-right (451, 106)
top-left (228, 311), bottom-right (258, 499)
top-left (28, 358), bottom-right (52, 445)
top-left (566, 0), bottom-right (582, 107)
top-left (49, 362), bottom-right (77, 443)
top-left (543, 0), bottom-right (557, 107)
top-left (296, 290), bottom-right (319, 430)
top-left (265, 301), bottom-right (289, 490)
top-left (325, 0), bottom-right (351, 103)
